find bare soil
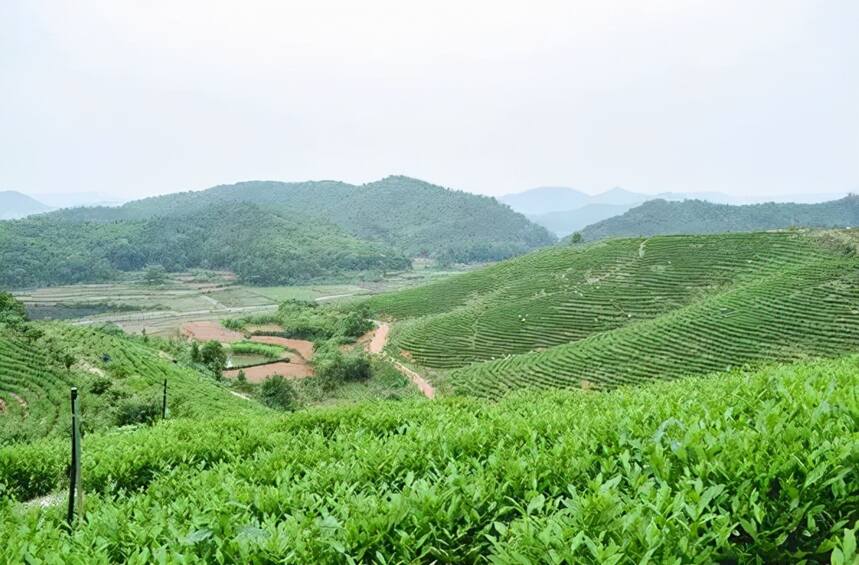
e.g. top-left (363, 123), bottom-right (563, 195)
top-left (181, 321), bottom-right (244, 343)
top-left (368, 323), bottom-right (390, 354)
top-left (224, 361), bottom-right (313, 383)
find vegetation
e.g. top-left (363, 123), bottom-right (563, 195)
top-left (258, 375), bottom-right (299, 411)
top-left (579, 195), bottom-right (859, 241)
top-left (1, 356), bottom-right (856, 561)
top-left (231, 300), bottom-right (374, 341)
top-left (229, 341), bottom-right (284, 360)
top-left (366, 231), bottom-right (859, 397)
top-left (19, 176), bottom-right (554, 278)
top-left (0, 322), bottom-right (262, 443)
top-left (0, 203), bottom-right (410, 288)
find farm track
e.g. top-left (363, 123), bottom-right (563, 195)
top-left (370, 322), bottom-right (435, 399)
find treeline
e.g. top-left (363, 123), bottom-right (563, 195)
top-left (0, 203), bottom-right (410, 288)
top-left (42, 175), bottom-right (556, 265)
top-left (578, 195), bottom-right (859, 241)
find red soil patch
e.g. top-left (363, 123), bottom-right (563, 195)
top-left (182, 321), bottom-right (243, 343)
top-left (224, 362), bottom-right (313, 383)
top-left (368, 323), bottom-right (390, 354)
top-left (250, 336), bottom-right (314, 361)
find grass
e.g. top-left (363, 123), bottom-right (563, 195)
top-left (366, 231), bottom-right (859, 397)
top-left (1, 356), bottom-right (856, 562)
top-left (229, 340), bottom-right (285, 359)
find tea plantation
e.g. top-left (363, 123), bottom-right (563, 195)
top-left (1, 356), bottom-right (856, 562)
top-left (0, 323), bottom-right (263, 443)
top-left (367, 231), bottom-right (859, 397)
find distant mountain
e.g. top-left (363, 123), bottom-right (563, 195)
top-left (579, 196), bottom-right (859, 241)
top-left (0, 202), bottom-right (411, 288)
top-left (528, 204), bottom-right (633, 237)
top-left (499, 186), bottom-right (591, 215)
top-left (0, 191), bottom-right (52, 220)
top-left (47, 176), bottom-right (555, 264)
top-left (502, 186), bottom-right (734, 235)
top-left (33, 191), bottom-right (126, 208)
top-left (1, 176), bottom-right (556, 287)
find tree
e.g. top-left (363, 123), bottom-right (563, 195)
top-left (62, 353), bottom-right (76, 374)
top-left (569, 232), bottom-right (584, 244)
top-left (143, 265), bottom-right (167, 286)
top-left (200, 340), bottom-right (227, 378)
top-left (190, 341), bottom-right (201, 363)
top-left (259, 375), bottom-right (298, 411)
top-left (0, 292), bottom-right (27, 328)
top-left (0, 292), bottom-right (27, 318)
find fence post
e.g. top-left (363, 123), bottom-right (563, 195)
top-left (66, 387), bottom-right (81, 526)
top-left (162, 379), bottom-right (168, 420)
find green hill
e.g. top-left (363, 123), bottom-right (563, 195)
top-left (0, 321), bottom-right (264, 444)
top-left (367, 231), bottom-right (859, 397)
top-left (0, 203), bottom-right (410, 288)
top-left (580, 196), bottom-right (859, 241)
top-left (44, 175), bottom-right (556, 264)
top-left (2, 356), bottom-right (856, 562)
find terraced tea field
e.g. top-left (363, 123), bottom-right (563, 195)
top-left (0, 324), bottom-right (262, 443)
top-left (368, 231), bottom-right (859, 397)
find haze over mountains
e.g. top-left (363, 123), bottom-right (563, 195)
top-left (501, 186), bottom-right (851, 237)
top-left (0, 191), bottom-right (52, 220)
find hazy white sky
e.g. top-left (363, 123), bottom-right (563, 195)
top-left (1, 0), bottom-right (857, 199)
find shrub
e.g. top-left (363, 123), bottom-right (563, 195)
top-left (89, 377), bottom-right (112, 395)
top-left (115, 397), bottom-right (160, 426)
top-left (315, 348), bottom-right (372, 390)
top-left (258, 375), bottom-right (299, 411)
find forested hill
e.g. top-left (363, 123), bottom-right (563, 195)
top-left (579, 195), bottom-right (859, 241)
top-left (0, 204), bottom-right (410, 288)
top-left (45, 176), bottom-right (556, 263)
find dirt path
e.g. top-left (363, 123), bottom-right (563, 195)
top-left (387, 356), bottom-right (436, 399)
top-left (368, 323), bottom-right (390, 354)
top-left (370, 322), bottom-right (435, 399)
top-left (0, 397), bottom-right (5, 413)
top-left (8, 392), bottom-right (27, 413)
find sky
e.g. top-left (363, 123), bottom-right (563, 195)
top-left (1, 0), bottom-right (857, 202)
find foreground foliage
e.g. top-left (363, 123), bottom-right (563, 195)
top-left (1, 357), bottom-right (856, 562)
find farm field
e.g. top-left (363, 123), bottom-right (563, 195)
top-left (367, 231), bottom-right (859, 397)
top-left (1, 356), bottom-right (856, 562)
top-left (12, 264), bottom-right (468, 337)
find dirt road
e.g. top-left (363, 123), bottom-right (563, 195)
top-left (370, 322), bottom-right (435, 399)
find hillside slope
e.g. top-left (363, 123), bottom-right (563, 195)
top-left (580, 196), bottom-right (859, 241)
top-left (2, 356), bottom-right (856, 561)
top-left (0, 203), bottom-right (410, 288)
top-left (0, 191), bottom-right (52, 220)
top-left (42, 176), bottom-right (556, 263)
top-left (0, 322), bottom-right (264, 443)
top-left (367, 231), bottom-right (859, 397)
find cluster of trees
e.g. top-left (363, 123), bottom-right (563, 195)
top-left (579, 195), bottom-right (859, 241)
top-left (0, 203), bottom-right (410, 288)
top-left (19, 175), bottom-right (555, 286)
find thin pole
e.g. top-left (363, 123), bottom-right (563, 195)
top-left (66, 387), bottom-right (79, 526)
top-left (162, 379), bottom-right (167, 420)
